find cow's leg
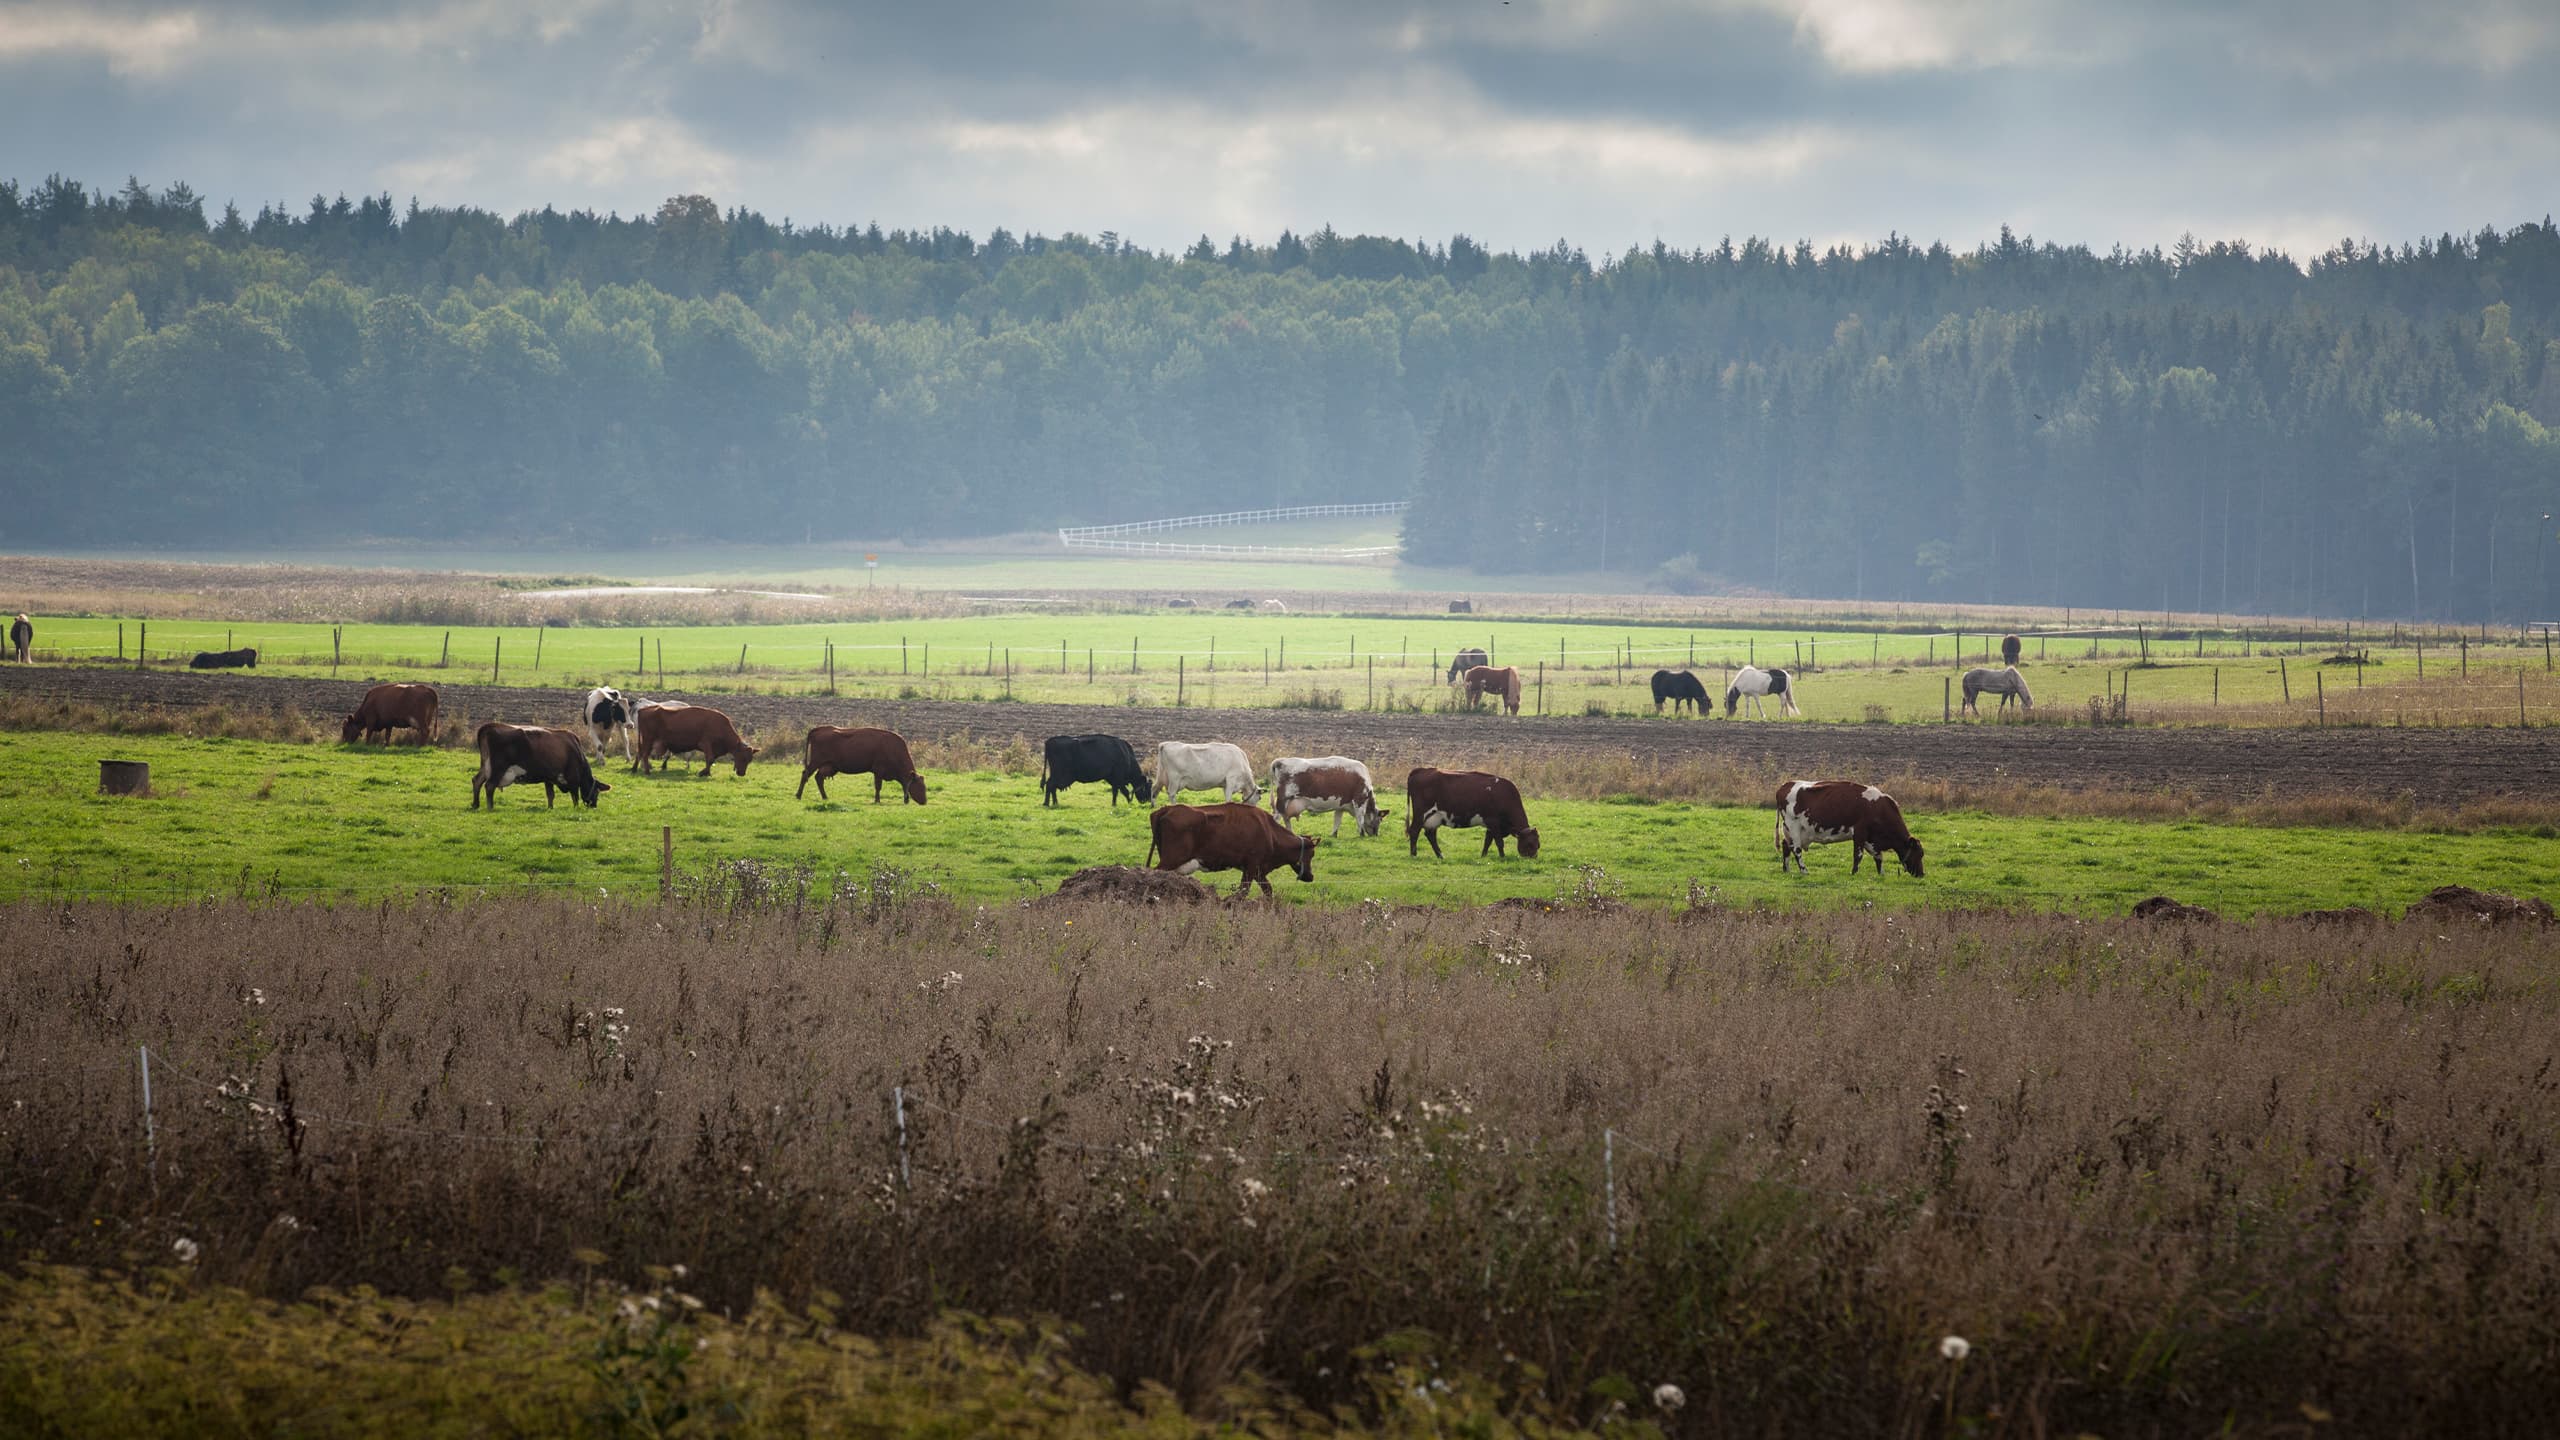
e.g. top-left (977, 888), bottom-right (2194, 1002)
top-left (699, 756), bottom-right (714, 779)
top-left (545, 782), bottom-right (558, 808)
top-left (815, 773), bottom-right (830, 800)
top-left (874, 772), bottom-right (888, 803)
top-left (795, 766), bottom-right (812, 799)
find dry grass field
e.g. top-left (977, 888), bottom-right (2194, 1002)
top-left (6, 891), bottom-right (2558, 1433)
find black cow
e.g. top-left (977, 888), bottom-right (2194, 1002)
top-left (1650, 669), bottom-right (1709, 715)
top-left (189, 648), bottom-right (258, 669)
top-left (1445, 646), bottom-right (1489, 682)
top-left (1223, 598), bottom-right (1255, 610)
top-left (1042, 733), bottom-right (1155, 807)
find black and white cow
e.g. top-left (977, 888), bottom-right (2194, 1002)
top-left (582, 687), bottom-right (651, 763)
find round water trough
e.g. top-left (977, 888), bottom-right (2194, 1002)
top-left (99, 759), bottom-right (151, 796)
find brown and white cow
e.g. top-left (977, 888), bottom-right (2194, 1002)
top-left (1773, 779), bottom-right (1924, 876)
top-left (1462, 664), bottom-right (1523, 715)
top-left (1146, 802), bottom-right (1318, 899)
top-left (1405, 767), bottom-right (1540, 859)
top-left (341, 682), bottom-right (440, 745)
top-left (1268, 755), bottom-right (1386, 837)
top-left (472, 722), bottom-right (609, 809)
top-left (798, 725), bottom-right (927, 804)
top-left (635, 703), bottom-right (757, 777)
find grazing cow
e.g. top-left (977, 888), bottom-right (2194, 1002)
top-left (582, 687), bottom-right (652, 763)
top-left (1445, 646), bottom-right (1489, 682)
top-left (798, 725), bottom-right (927, 804)
top-left (1041, 733), bottom-right (1154, 807)
top-left (1447, 599), bottom-right (1473, 614)
top-left (188, 648), bottom-right (258, 669)
top-left (1155, 740), bottom-right (1259, 804)
top-left (8, 614), bottom-right (29, 663)
top-left (1167, 598), bottom-right (1195, 609)
top-left (1724, 664), bottom-right (1800, 718)
top-left (1405, 767), bottom-right (1540, 859)
top-left (1462, 664), bottom-right (1523, 715)
top-left (2002, 633), bottom-right (2023, 667)
top-left (1223, 598), bottom-right (1255, 610)
top-left (1268, 756), bottom-right (1387, 837)
top-left (1773, 779), bottom-right (1924, 877)
top-left (341, 683), bottom-right (440, 745)
top-left (1960, 666), bottom-right (2034, 717)
top-left (1651, 669), bottom-right (1710, 715)
top-left (471, 723), bottom-right (609, 809)
top-left (635, 703), bottom-right (756, 777)
top-left (1260, 598), bottom-right (1288, 613)
top-left (1146, 802), bottom-right (1317, 899)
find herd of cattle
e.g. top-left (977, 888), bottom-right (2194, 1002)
top-left (330, 678), bottom-right (1927, 899)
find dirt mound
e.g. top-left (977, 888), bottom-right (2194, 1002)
top-left (1033, 866), bottom-right (1212, 907)
top-left (2131, 895), bottom-right (2220, 923)
top-left (2403, 885), bottom-right (2555, 926)
top-left (2299, 906), bottom-right (2383, 926)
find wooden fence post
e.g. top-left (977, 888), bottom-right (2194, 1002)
top-left (492, 636), bottom-right (501, 684)
top-left (440, 630), bottom-right (450, 667)
top-left (1942, 676), bottom-right (1950, 722)
top-left (737, 644), bottom-right (748, 676)
top-left (535, 625), bottom-right (544, 670)
top-left (2279, 656), bottom-right (2289, 703)
top-left (1536, 661), bottom-right (1545, 716)
top-left (138, 622), bottom-right (145, 670)
top-left (2316, 670), bottom-right (2324, 727)
top-left (333, 626), bottom-right (341, 674)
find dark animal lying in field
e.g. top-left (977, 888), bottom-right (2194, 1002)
top-left (189, 648), bottom-right (258, 669)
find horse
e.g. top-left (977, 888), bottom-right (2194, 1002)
top-left (1724, 665), bottom-right (1800, 718)
top-left (8, 614), bottom-right (29, 664)
top-left (1961, 666), bottom-right (2034, 717)
top-left (1651, 669), bottom-right (1709, 715)
top-left (2001, 633), bottom-right (2022, 667)
top-left (1445, 646), bottom-right (1489, 682)
top-left (1462, 664), bottom-right (1523, 715)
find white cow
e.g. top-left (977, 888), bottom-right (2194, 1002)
top-left (582, 687), bottom-right (658, 764)
top-left (1155, 741), bottom-right (1260, 804)
top-left (1268, 756), bottom-right (1385, 837)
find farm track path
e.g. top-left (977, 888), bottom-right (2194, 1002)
top-left (9, 663), bottom-right (2560, 807)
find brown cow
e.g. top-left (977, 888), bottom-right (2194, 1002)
top-left (798, 725), bottom-right (927, 804)
top-left (472, 723), bottom-right (609, 809)
top-left (1406, 767), bottom-right (1540, 859)
top-left (341, 683), bottom-right (440, 745)
top-left (1773, 779), bottom-right (1924, 877)
top-left (1268, 756), bottom-right (1386, 837)
top-left (1462, 664), bottom-right (1523, 715)
top-left (635, 703), bottom-right (756, 777)
top-left (1146, 802), bottom-right (1317, 899)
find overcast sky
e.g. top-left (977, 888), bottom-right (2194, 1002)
top-left (4, 0), bottom-right (2555, 261)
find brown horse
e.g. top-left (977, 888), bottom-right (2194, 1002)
top-left (1462, 664), bottom-right (1523, 715)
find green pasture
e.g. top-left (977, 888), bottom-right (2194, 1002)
top-left (24, 610), bottom-right (2560, 725)
top-left (5, 730), bottom-right (2551, 916)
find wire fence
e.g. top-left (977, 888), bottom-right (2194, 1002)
top-left (1057, 501), bottom-right (1408, 542)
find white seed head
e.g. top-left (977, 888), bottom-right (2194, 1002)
top-left (1652, 1383), bottom-right (1686, 1412)
top-left (172, 1237), bottom-right (200, 1263)
top-left (1939, 1334), bottom-right (1971, 1362)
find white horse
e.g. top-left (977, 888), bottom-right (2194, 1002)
top-left (1960, 666), bottom-right (2033, 717)
top-left (1724, 664), bottom-right (1800, 719)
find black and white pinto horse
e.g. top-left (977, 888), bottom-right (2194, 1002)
top-left (1961, 666), bottom-right (2033, 717)
top-left (1725, 664), bottom-right (1800, 718)
top-left (583, 687), bottom-right (655, 763)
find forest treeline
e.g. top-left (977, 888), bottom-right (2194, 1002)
top-left (4, 175), bottom-right (2560, 619)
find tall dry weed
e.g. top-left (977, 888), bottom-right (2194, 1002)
top-left (3, 894), bottom-right (2555, 1431)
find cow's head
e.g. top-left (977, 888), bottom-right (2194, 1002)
top-left (1291, 835), bottom-right (1319, 882)
top-left (576, 777), bottom-right (612, 808)
top-left (727, 744), bottom-right (758, 776)
top-left (1516, 826), bottom-right (1542, 860)
top-left (340, 714), bottom-right (363, 743)
top-left (1356, 796), bottom-right (1388, 837)
top-left (1131, 772), bottom-right (1155, 804)
top-left (1892, 837), bottom-right (1925, 877)
top-left (900, 770), bottom-right (929, 805)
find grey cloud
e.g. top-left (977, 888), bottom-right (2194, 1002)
top-left (0, 0), bottom-right (2553, 256)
